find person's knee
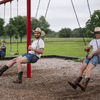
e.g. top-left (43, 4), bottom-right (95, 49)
top-left (86, 64), bottom-right (93, 72)
top-left (80, 67), bottom-right (85, 72)
top-left (16, 59), bottom-right (21, 64)
top-left (12, 58), bottom-right (17, 62)
top-left (80, 63), bottom-right (87, 71)
top-left (83, 62), bottom-right (87, 66)
top-left (86, 66), bottom-right (90, 71)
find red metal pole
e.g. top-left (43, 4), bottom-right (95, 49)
top-left (27, 0), bottom-right (31, 78)
top-left (0, 0), bottom-right (13, 5)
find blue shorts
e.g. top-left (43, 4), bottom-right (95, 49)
top-left (22, 53), bottom-right (39, 63)
top-left (83, 54), bottom-right (98, 66)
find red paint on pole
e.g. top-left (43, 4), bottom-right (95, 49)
top-left (0, 0), bottom-right (13, 5)
top-left (27, 0), bottom-right (31, 78)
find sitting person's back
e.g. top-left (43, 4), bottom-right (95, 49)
top-left (0, 41), bottom-right (6, 58)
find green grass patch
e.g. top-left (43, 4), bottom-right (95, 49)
top-left (3, 38), bottom-right (92, 58)
top-left (5, 42), bottom-right (27, 57)
top-left (44, 42), bottom-right (90, 58)
top-left (44, 37), bottom-right (92, 42)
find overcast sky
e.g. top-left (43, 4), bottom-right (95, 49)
top-left (0, 0), bottom-right (100, 32)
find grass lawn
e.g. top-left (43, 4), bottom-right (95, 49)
top-left (4, 39), bottom-right (92, 58)
top-left (44, 42), bottom-right (91, 58)
top-left (44, 37), bottom-right (92, 42)
top-left (6, 42), bottom-right (27, 57)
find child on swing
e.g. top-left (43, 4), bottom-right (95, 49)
top-left (0, 41), bottom-right (6, 58)
top-left (68, 27), bottom-right (100, 91)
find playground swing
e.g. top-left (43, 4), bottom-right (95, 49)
top-left (71, 0), bottom-right (100, 63)
top-left (41, 0), bottom-right (51, 30)
top-left (28, 0), bottom-right (50, 63)
top-left (70, 0), bottom-right (89, 51)
top-left (31, 0), bottom-right (41, 33)
top-left (9, 0), bottom-right (19, 55)
top-left (86, 0), bottom-right (100, 63)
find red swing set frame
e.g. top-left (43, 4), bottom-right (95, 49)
top-left (0, 0), bottom-right (31, 78)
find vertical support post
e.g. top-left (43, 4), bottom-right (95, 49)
top-left (27, 0), bottom-right (31, 78)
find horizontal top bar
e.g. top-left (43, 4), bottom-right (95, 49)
top-left (0, 0), bottom-right (13, 5)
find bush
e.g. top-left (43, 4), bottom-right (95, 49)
top-left (73, 57), bottom-right (85, 62)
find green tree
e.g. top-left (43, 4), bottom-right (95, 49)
top-left (0, 18), bottom-right (5, 37)
top-left (10, 16), bottom-right (27, 42)
top-left (31, 17), bottom-right (40, 36)
top-left (58, 28), bottom-right (72, 38)
top-left (46, 30), bottom-right (58, 37)
top-left (39, 16), bottom-right (50, 35)
top-left (85, 10), bottom-right (100, 38)
top-left (72, 28), bottom-right (80, 37)
top-left (31, 17), bottom-right (40, 30)
top-left (72, 28), bottom-right (86, 37)
top-left (5, 23), bottom-right (17, 43)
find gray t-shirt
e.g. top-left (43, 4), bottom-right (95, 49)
top-left (29, 38), bottom-right (44, 58)
top-left (89, 39), bottom-right (100, 53)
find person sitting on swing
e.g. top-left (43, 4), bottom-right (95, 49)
top-left (0, 28), bottom-right (45, 84)
top-left (0, 41), bottom-right (6, 58)
top-left (68, 27), bottom-right (100, 91)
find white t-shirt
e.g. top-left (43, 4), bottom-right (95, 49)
top-left (89, 39), bottom-right (100, 53)
top-left (29, 38), bottom-right (44, 58)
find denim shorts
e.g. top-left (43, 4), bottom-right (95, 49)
top-left (83, 54), bottom-right (98, 66)
top-left (22, 53), bottom-right (39, 63)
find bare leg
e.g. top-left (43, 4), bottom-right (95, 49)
top-left (68, 62), bottom-right (88, 89)
top-left (0, 56), bottom-right (23, 76)
top-left (16, 56), bottom-right (28, 73)
top-left (13, 56), bottom-right (28, 84)
top-left (7, 56), bottom-right (22, 68)
top-left (85, 62), bottom-right (95, 78)
top-left (77, 63), bottom-right (95, 91)
top-left (77, 62), bottom-right (87, 77)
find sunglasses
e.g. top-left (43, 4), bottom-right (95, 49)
top-left (94, 32), bottom-right (100, 35)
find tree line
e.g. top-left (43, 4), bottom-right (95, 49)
top-left (0, 10), bottom-right (100, 42)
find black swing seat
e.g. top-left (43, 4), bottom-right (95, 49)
top-left (98, 58), bottom-right (100, 63)
top-left (10, 52), bottom-right (19, 55)
top-left (98, 55), bottom-right (100, 63)
top-left (14, 52), bottom-right (19, 55)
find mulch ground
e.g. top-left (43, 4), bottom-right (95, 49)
top-left (0, 58), bottom-right (100, 100)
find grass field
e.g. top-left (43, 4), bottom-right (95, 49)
top-left (2, 38), bottom-right (93, 58)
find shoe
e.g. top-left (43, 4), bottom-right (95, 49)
top-left (0, 65), bottom-right (9, 76)
top-left (0, 71), bottom-right (3, 76)
top-left (68, 81), bottom-right (77, 89)
top-left (77, 83), bottom-right (86, 91)
top-left (13, 78), bottom-right (22, 84)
